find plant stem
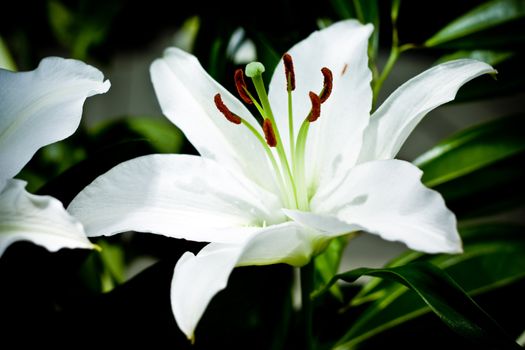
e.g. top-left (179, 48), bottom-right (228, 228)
top-left (300, 260), bottom-right (315, 350)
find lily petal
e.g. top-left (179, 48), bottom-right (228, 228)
top-left (268, 20), bottom-right (373, 191)
top-left (358, 59), bottom-right (495, 162)
top-left (171, 221), bottom-right (317, 340)
top-left (286, 160), bottom-right (461, 254)
top-left (0, 179), bottom-right (94, 257)
top-left (68, 154), bottom-right (284, 243)
top-left (171, 243), bottom-right (242, 342)
top-left (150, 48), bottom-right (278, 194)
top-left (0, 57), bottom-right (110, 181)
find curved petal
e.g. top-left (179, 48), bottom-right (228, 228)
top-left (171, 243), bottom-right (242, 342)
top-left (268, 20), bottom-right (373, 191)
top-left (358, 59), bottom-right (495, 162)
top-left (0, 179), bottom-right (94, 257)
top-left (286, 160), bottom-right (461, 254)
top-left (150, 48), bottom-right (278, 194)
top-left (0, 57), bottom-right (110, 180)
top-left (171, 221), bottom-right (318, 340)
top-left (68, 154), bottom-right (284, 243)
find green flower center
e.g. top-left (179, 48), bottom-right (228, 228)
top-left (214, 54), bottom-right (333, 211)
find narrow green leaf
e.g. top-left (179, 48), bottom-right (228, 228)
top-left (426, 0), bottom-right (525, 47)
top-left (314, 236), bottom-right (349, 300)
top-left (436, 49), bottom-right (514, 66)
top-left (125, 118), bottom-right (184, 154)
top-left (97, 240), bottom-right (126, 292)
top-left (414, 114), bottom-right (525, 188)
top-left (47, 0), bottom-right (75, 49)
top-left (328, 262), bottom-right (521, 350)
top-left (330, 0), bottom-right (356, 19)
top-left (330, 224), bottom-right (525, 349)
top-left (0, 36), bottom-right (16, 71)
top-left (413, 114), bottom-right (525, 218)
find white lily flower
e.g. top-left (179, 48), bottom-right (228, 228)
top-left (0, 57), bottom-right (110, 256)
top-left (68, 20), bottom-right (495, 340)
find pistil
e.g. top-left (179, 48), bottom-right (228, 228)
top-left (293, 67), bottom-right (333, 210)
top-left (246, 62), bottom-right (298, 209)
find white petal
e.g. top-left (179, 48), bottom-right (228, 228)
top-left (171, 221), bottom-right (319, 340)
top-left (268, 20), bottom-right (373, 191)
top-left (287, 160), bottom-right (461, 254)
top-left (150, 48), bottom-right (278, 194)
top-left (171, 243), bottom-right (242, 341)
top-left (358, 59), bottom-right (495, 162)
top-left (0, 57), bottom-right (110, 180)
top-left (68, 154), bottom-right (284, 243)
top-left (0, 179), bottom-right (94, 257)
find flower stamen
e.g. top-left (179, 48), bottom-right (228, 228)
top-left (234, 69), bottom-right (253, 105)
top-left (263, 119), bottom-right (277, 147)
top-left (283, 53), bottom-right (296, 168)
top-left (214, 93), bottom-right (241, 124)
top-left (283, 53), bottom-right (296, 92)
top-left (307, 92), bottom-right (321, 122)
top-left (320, 67), bottom-right (333, 103)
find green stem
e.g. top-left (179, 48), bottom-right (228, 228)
top-left (300, 260), bottom-right (315, 350)
top-left (372, 44), bottom-right (399, 108)
top-left (372, 11), bottom-right (402, 108)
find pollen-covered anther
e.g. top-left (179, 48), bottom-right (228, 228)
top-left (307, 91), bottom-right (321, 122)
top-left (234, 69), bottom-right (252, 104)
top-left (262, 119), bottom-right (277, 147)
top-left (214, 93), bottom-right (242, 124)
top-left (283, 53), bottom-right (295, 91)
top-left (319, 67), bottom-right (333, 103)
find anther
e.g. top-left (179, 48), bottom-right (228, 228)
top-left (214, 93), bottom-right (242, 124)
top-left (307, 92), bottom-right (321, 122)
top-left (283, 53), bottom-right (295, 91)
top-left (319, 67), bottom-right (333, 103)
top-left (262, 119), bottom-right (277, 147)
top-left (234, 69), bottom-right (252, 104)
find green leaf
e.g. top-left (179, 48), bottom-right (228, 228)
top-left (326, 224), bottom-right (525, 349)
top-left (0, 35), bottom-right (16, 71)
top-left (97, 240), bottom-right (126, 292)
top-left (425, 0), bottom-right (525, 47)
top-left (114, 117), bottom-right (184, 154)
top-left (436, 49), bottom-right (514, 66)
top-left (48, 0), bottom-right (75, 49)
top-left (415, 114), bottom-right (525, 187)
top-left (325, 262), bottom-right (521, 350)
top-left (330, 0), bottom-right (356, 19)
top-left (314, 236), bottom-right (349, 301)
top-left (414, 114), bottom-right (525, 217)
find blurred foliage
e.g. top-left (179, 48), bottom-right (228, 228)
top-left (1, 0), bottom-right (525, 349)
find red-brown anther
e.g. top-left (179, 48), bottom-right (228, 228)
top-left (319, 67), bottom-right (333, 103)
top-left (307, 91), bottom-right (321, 122)
top-left (262, 119), bottom-right (277, 147)
top-left (214, 93), bottom-right (242, 124)
top-left (234, 69), bottom-right (252, 104)
top-left (283, 53), bottom-right (296, 91)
